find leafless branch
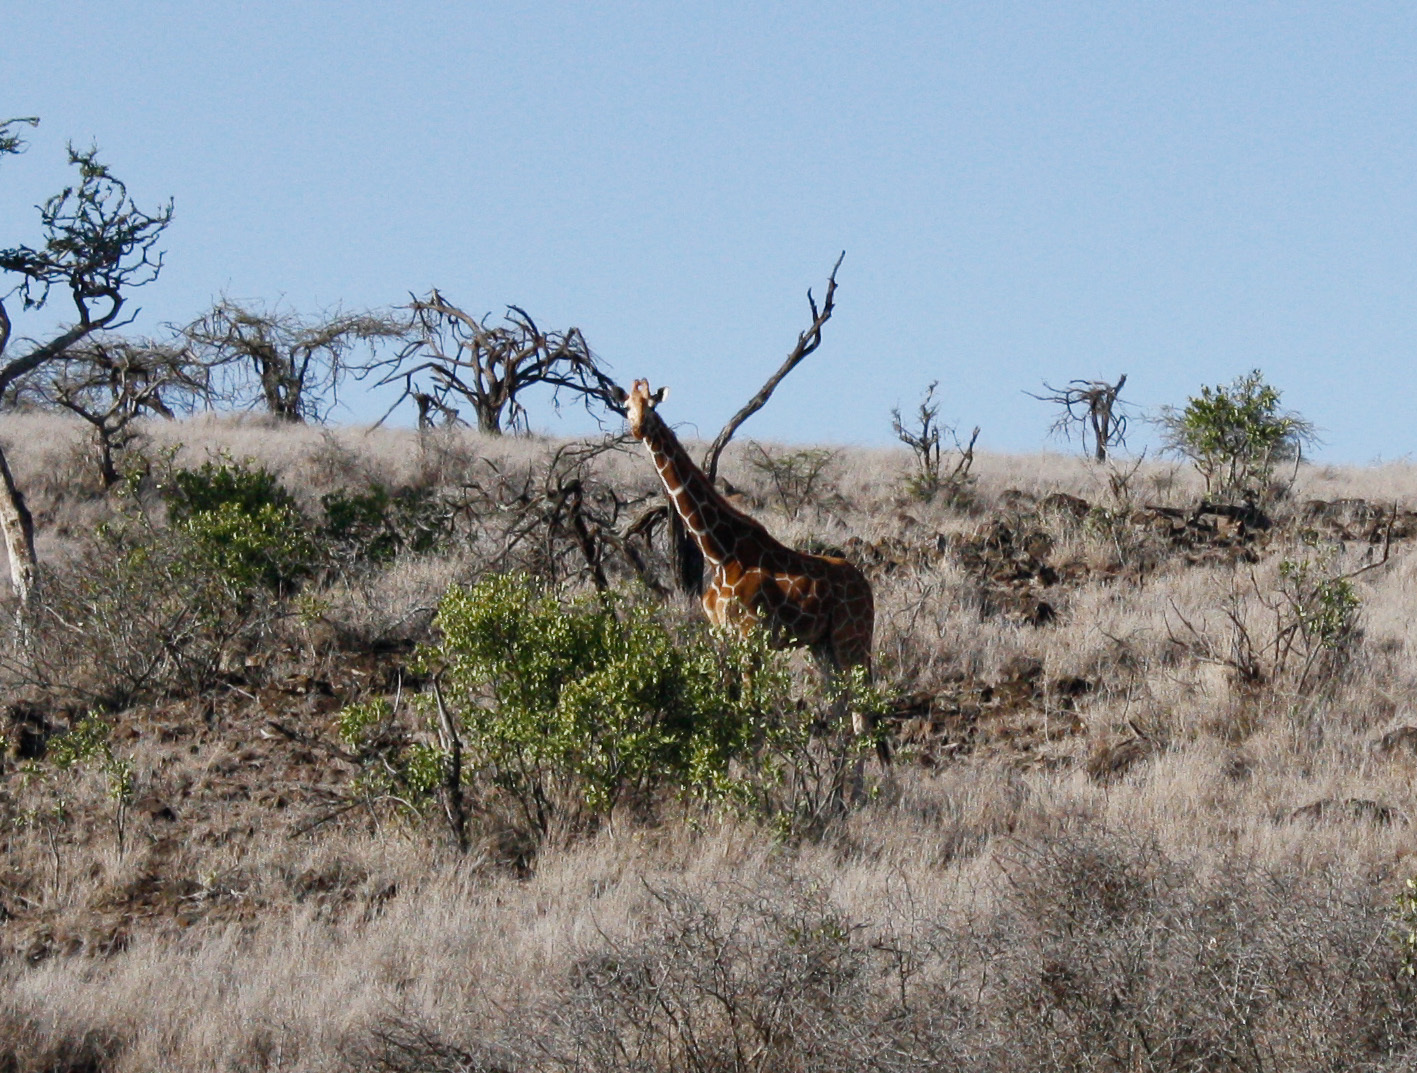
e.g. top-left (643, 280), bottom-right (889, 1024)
top-left (703, 251), bottom-right (845, 482)
top-left (12, 334), bottom-right (211, 487)
top-left (666, 253), bottom-right (845, 595)
top-left (184, 299), bottom-right (406, 423)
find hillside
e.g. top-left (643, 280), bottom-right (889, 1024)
top-left (2, 411), bottom-right (1417, 1071)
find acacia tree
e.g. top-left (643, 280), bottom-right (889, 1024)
top-left (185, 299), bottom-right (406, 423)
top-left (372, 290), bottom-right (618, 434)
top-left (0, 118), bottom-right (173, 610)
top-left (13, 335), bottom-right (209, 488)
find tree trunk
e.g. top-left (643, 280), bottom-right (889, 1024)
top-left (258, 359), bottom-right (303, 422)
top-left (0, 442), bottom-right (39, 613)
top-left (96, 434), bottom-right (121, 490)
top-left (473, 401), bottom-right (503, 435)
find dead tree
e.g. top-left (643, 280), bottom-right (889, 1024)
top-left (668, 252), bottom-right (845, 595)
top-left (0, 121), bottom-right (173, 611)
top-left (185, 300), bottom-right (406, 423)
top-left (412, 391), bottom-right (464, 431)
top-left (456, 439), bottom-right (655, 592)
top-left (1028, 374), bottom-right (1129, 462)
top-left (892, 381), bottom-right (944, 496)
top-left (892, 381), bottom-right (980, 503)
top-left (372, 291), bottom-right (619, 435)
top-left (13, 335), bottom-right (209, 488)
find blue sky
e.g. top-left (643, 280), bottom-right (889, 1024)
top-left (4, 3), bottom-right (1417, 460)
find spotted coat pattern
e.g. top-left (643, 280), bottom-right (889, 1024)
top-left (621, 379), bottom-right (875, 683)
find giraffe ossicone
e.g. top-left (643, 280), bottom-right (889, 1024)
top-left (617, 378), bottom-right (882, 757)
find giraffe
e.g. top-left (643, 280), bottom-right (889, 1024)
top-left (615, 378), bottom-right (885, 761)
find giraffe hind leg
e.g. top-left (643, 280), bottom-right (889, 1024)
top-left (811, 641), bottom-right (890, 766)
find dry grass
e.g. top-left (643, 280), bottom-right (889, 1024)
top-left (2, 411), bottom-right (1417, 1070)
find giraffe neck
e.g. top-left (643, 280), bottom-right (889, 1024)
top-left (639, 410), bottom-right (761, 567)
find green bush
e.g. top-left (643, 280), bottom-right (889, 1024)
top-left (180, 500), bottom-right (316, 592)
top-left (336, 697), bottom-right (447, 805)
top-left (320, 483), bottom-right (452, 563)
top-left (1157, 369), bottom-right (1316, 502)
top-left (165, 459), bottom-right (298, 521)
top-left (428, 573), bottom-right (795, 833)
top-left (333, 575), bottom-right (896, 843)
top-left (1273, 547), bottom-right (1361, 691)
top-left (163, 459), bottom-right (314, 592)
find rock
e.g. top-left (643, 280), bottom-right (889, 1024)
top-left (1373, 726), bottom-right (1417, 755)
top-left (1039, 492), bottom-right (1091, 520)
top-left (1286, 798), bottom-right (1401, 826)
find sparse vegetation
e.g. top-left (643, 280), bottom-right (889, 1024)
top-left (743, 440), bottom-right (840, 517)
top-left (892, 380), bottom-right (980, 504)
top-left (0, 412), bottom-right (1413, 1071)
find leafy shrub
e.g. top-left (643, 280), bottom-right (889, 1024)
top-left (165, 458), bottom-right (298, 520)
top-left (336, 697), bottom-right (447, 806)
top-left (163, 459), bottom-right (314, 592)
top-left (427, 573), bottom-right (795, 834)
top-left (1157, 369), bottom-right (1316, 502)
top-left (320, 483), bottom-right (453, 563)
top-left (331, 575), bottom-right (896, 844)
top-left (180, 501), bottom-right (316, 592)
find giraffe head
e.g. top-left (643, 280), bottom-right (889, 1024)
top-left (614, 379), bottom-right (668, 439)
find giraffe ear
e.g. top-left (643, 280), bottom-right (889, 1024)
top-left (650, 386), bottom-right (668, 407)
top-left (609, 384), bottom-right (628, 405)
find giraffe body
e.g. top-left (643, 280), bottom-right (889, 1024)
top-left (619, 379), bottom-right (875, 681)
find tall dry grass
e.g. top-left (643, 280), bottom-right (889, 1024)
top-left (0, 411), bottom-right (1415, 1070)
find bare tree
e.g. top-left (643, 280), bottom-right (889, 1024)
top-left (1028, 374), bottom-right (1129, 462)
top-left (892, 381), bottom-right (943, 494)
top-left (0, 119), bottom-right (173, 610)
top-left (13, 335), bottom-right (209, 488)
top-left (372, 290), bottom-right (618, 435)
top-left (185, 299), bottom-right (406, 423)
top-left (892, 381), bottom-right (980, 503)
